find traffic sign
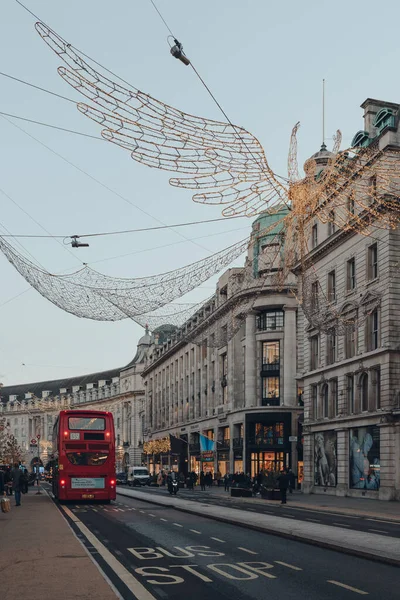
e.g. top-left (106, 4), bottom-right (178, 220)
top-left (36, 434), bottom-right (41, 439)
top-left (30, 439), bottom-right (37, 445)
top-left (289, 436), bottom-right (298, 442)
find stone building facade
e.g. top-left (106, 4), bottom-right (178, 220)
top-left (141, 213), bottom-right (303, 480)
top-left (300, 98), bottom-right (400, 501)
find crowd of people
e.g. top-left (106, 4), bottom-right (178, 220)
top-left (0, 464), bottom-right (30, 506)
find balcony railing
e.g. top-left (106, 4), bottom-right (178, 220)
top-left (189, 443), bottom-right (200, 453)
top-left (261, 361), bottom-right (280, 373)
top-left (217, 439), bottom-right (230, 450)
top-left (261, 397), bottom-right (280, 407)
top-left (232, 437), bottom-right (243, 448)
top-left (248, 435), bottom-right (284, 446)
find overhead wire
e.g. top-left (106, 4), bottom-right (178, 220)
top-left (0, 70), bottom-right (76, 104)
top-left (0, 110), bottom-right (104, 141)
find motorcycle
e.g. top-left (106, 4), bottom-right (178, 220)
top-left (168, 479), bottom-right (179, 495)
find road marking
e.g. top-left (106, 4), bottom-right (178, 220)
top-left (306, 518), bottom-right (321, 523)
top-left (92, 508), bottom-right (98, 512)
top-left (148, 514), bottom-right (156, 517)
top-left (368, 529), bottom-right (388, 535)
top-left (60, 505), bottom-right (156, 600)
top-left (284, 515), bottom-right (295, 518)
top-left (237, 547), bottom-right (258, 555)
top-left (274, 561), bottom-right (302, 571)
top-left (189, 529), bottom-right (201, 534)
top-left (366, 518), bottom-right (399, 525)
top-left (210, 537), bottom-right (225, 543)
top-left (139, 510), bottom-right (145, 513)
top-left (264, 511), bottom-right (274, 515)
top-left (328, 580), bottom-right (368, 595)
top-left (160, 518), bottom-right (168, 522)
top-left (173, 523), bottom-right (183, 527)
top-left (333, 522), bottom-right (351, 528)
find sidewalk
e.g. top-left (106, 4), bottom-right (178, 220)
top-left (0, 488), bottom-right (117, 600)
top-left (117, 486), bottom-right (400, 567)
top-left (139, 484), bottom-right (400, 521)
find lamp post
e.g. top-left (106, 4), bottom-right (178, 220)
top-left (36, 433), bottom-right (42, 495)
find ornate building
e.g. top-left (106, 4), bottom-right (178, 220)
top-left (141, 212), bottom-right (303, 479)
top-left (299, 98), bottom-right (400, 501)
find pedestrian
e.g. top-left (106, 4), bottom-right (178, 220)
top-left (287, 468), bottom-right (296, 494)
top-left (0, 467), bottom-right (4, 496)
top-left (157, 471), bottom-right (163, 487)
top-left (11, 463), bottom-right (22, 506)
top-left (200, 470), bottom-right (206, 491)
top-left (205, 471), bottom-right (212, 488)
top-left (277, 469), bottom-right (290, 505)
top-left (216, 470), bottom-right (222, 487)
top-left (224, 472), bottom-right (231, 492)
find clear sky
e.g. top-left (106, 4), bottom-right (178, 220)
top-left (1, 0), bottom-right (399, 385)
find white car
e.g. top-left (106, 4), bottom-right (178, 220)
top-left (127, 467), bottom-right (151, 487)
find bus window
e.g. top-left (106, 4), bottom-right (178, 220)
top-left (68, 417), bottom-right (105, 431)
top-left (66, 452), bottom-right (109, 466)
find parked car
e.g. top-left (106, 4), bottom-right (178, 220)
top-left (127, 467), bottom-right (151, 487)
top-left (116, 472), bottom-right (127, 485)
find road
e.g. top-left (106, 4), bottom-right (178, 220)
top-left (53, 490), bottom-right (399, 600)
top-left (125, 485), bottom-right (400, 538)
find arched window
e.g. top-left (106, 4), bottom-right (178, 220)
top-left (360, 373), bottom-right (369, 412)
top-left (321, 383), bottom-right (329, 418)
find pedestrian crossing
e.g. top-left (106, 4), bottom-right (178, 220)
top-left (72, 503), bottom-right (136, 513)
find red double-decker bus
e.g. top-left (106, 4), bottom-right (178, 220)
top-left (52, 410), bottom-right (116, 502)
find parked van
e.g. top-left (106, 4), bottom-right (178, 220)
top-left (127, 466), bottom-right (151, 487)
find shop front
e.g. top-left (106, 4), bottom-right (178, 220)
top-left (217, 451), bottom-right (229, 476)
top-left (246, 412), bottom-right (292, 478)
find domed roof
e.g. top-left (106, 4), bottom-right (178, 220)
top-left (304, 143), bottom-right (333, 176)
top-left (137, 324), bottom-right (152, 347)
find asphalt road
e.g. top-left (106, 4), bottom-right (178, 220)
top-left (54, 491), bottom-right (399, 600)
top-left (125, 485), bottom-right (400, 539)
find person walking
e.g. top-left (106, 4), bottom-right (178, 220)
top-left (224, 472), bottom-right (231, 492)
top-left (216, 470), bottom-right (222, 487)
top-left (11, 463), bottom-right (22, 506)
top-left (200, 470), bottom-right (206, 491)
top-left (277, 469), bottom-right (290, 505)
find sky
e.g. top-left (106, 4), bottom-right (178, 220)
top-left (1, 0), bottom-right (399, 385)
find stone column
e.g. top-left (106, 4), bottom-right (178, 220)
top-left (244, 312), bottom-right (257, 407)
top-left (283, 306), bottom-right (297, 406)
top-left (378, 420), bottom-right (396, 501)
top-left (335, 428), bottom-right (348, 496)
top-left (301, 429), bottom-right (313, 494)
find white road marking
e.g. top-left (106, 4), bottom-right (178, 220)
top-left (274, 561), bottom-right (302, 571)
top-left (189, 529), bottom-right (201, 534)
top-left (284, 515), bottom-right (295, 518)
top-left (366, 518), bottom-right (399, 525)
top-left (306, 518), bottom-right (321, 523)
top-left (61, 505), bottom-right (156, 600)
top-left (160, 518), bottom-right (168, 522)
top-left (139, 510), bottom-right (145, 513)
top-left (92, 509), bottom-right (98, 513)
top-left (328, 580), bottom-right (368, 595)
top-left (210, 537), bottom-right (225, 543)
top-left (264, 511), bottom-right (274, 515)
top-left (173, 523), bottom-right (183, 527)
top-left (148, 514), bottom-right (156, 517)
top-left (237, 547), bottom-right (258, 555)
top-left (333, 522), bottom-right (351, 528)
top-left (368, 529), bottom-right (388, 535)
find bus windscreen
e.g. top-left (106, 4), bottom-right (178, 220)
top-left (68, 417), bottom-right (105, 430)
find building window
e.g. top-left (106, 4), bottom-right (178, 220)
top-left (346, 375), bottom-right (354, 413)
top-left (347, 258), bottom-right (356, 291)
top-left (257, 310), bottom-right (284, 331)
top-left (331, 378), bottom-right (338, 417)
top-left (311, 281), bottom-right (319, 310)
top-left (344, 324), bottom-right (356, 359)
top-left (262, 341), bottom-right (280, 369)
top-left (310, 335), bottom-right (319, 370)
top-left (327, 270), bottom-right (336, 303)
top-left (371, 367), bottom-right (381, 410)
top-left (347, 193), bottom-right (355, 215)
top-left (367, 243), bottom-right (378, 280)
top-left (312, 224), bottom-right (318, 248)
top-left (321, 383), bottom-right (329, 418)
top-left (328, 211), bottom-right (336, 235)
top-left (311, 384), bottom-right (318, 419)
top-left (262, 377), bottom-right (280, 405)
top-left (326, 329), bottom-right (337, 365)
top-left (366, 309), bottom-right (379, 351)
top-left (360, 373), bottom-right (369, 412)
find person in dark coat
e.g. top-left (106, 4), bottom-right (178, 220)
top-left (277, 469), bottom-right (290, 504)
top-left (224, 472), bottom-right (231, 492)
top-left (287, 469), bottom-right (296, 494)
top-left (11, 463), bottom-right (22, 506)
top-left (200, 470), bottom-right (206, 491)
top-left (21, 469), bottom-right (29, 494)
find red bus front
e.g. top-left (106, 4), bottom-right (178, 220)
top-left (52, 410), bottom-right (116, 502)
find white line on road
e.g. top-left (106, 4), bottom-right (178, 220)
top-left (333, 522), bottom-right (351, 528)
top-left (306, 518), bottom-right (321, 523)
top-left (160, 518), bottom-right (168, 522)
top-left (60, 505), bottom-right (156, 600)
top-left (148, 514), bottom-right (156, 517)
top-left (274, 561), bottom-right (302, 571)
top-left (366, 518), bottom-right (399, 525)
top-left (328, 580), bottom-right (368, 595)
top-left (210, 537), bottom-right (225, 543)
top-left (189, 529), bottom-right (201, 534)
top-left (173, 523), bottom-right (183, 527)
top-left (139, 510), bottom-right (145, 513)
top-left (237, 547), bottom-right (258, 555)
top-left (368, 529), bottom-right (389, 535)
top-left (283, 515), bottom-right (295, 518)
top-left (264, 511), bottom-right (274, 514)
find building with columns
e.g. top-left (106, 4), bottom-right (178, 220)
top-left (141, 212), bottom-right (304, 480)
top-left (0, 330), bottom-right (151, 471)
top-left (299, 98), bottom-right (400, 501)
